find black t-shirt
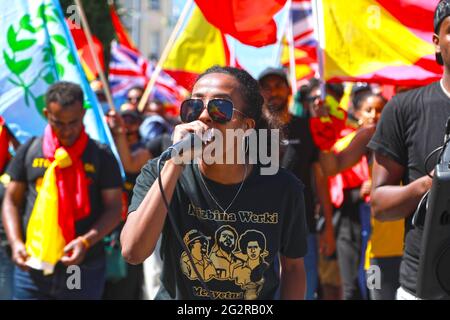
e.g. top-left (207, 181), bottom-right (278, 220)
top-left (280, 116), bottom-right (319, 233)
top-left (129, 160), bottom-right (308, 300)
top-left (121, 135), bottom-right (172, 204)
top-left (0, 161), bottom-right (10, 244)
top-left (0, 181), bottom-right (6, 244)
top-left (368, 81), bottom-right (450, 295)
top-left (5, 137), bottom-right (123, 261)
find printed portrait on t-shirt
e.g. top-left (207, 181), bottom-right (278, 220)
top-left (231, 230), bottom-right (269, 300)
top-left (180, 227), bottom-right (269, 300)
top-left (209, 225), bottom-right (243, 279)
top-left (180, 229), bottom-right (216, 281)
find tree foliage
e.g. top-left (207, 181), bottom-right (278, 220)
top-left (59, 0), bottom-right (121, 70)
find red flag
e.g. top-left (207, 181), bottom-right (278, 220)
top-left (163, 6), bottom-right (231, 91)
top-left (375, 0), bottom-right (437, 33)
top-left (194, 0), bottom-right (287, 47)
top-left (0, 116), bottom-right (11, 173)
top-left (322, 0), bottom-right (442, 86)
top-left (328, 128), bottom-right (370, 208)
top-left (67, 19), bottom-right (104, 81)
top-left (109, 4), bottom-right (137, 51)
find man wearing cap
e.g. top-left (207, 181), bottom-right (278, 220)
top-left (369, 0), bottom-right (450, 300)
top-left (181, 230), bottom-right (216, 281)
top-left (258, 68), bottom-right (335, 300)
top-left (106, 107), bottom-right (152, 174)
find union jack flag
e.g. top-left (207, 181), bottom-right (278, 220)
top-left (109, 41), bottom-right (187, 112)
top-left (292, 0), bottom-right (316, 49)
top-left (281, 0), bottom-right (318, 84)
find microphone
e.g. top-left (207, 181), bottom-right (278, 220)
top-left (159, 132), bottom-right (203, 161)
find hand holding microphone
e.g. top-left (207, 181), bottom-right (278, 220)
top-left (160, 121), bottom-right (213, 164)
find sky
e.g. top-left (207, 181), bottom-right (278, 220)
top-left (171, 0), bottom-right (288, 78)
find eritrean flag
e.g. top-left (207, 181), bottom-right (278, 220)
top-left (319, 0), bottom-right (443, 86)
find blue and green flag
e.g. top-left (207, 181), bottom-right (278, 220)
top-left (0, 0), bottom-right (115, 148)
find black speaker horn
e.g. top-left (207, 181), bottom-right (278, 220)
top-left (416, 129), bottom-right (450, 300)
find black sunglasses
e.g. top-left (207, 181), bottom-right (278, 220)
top-left (180, 98), bottom-right (248, 124)
top-left (306, 95), bottom-right (321, 103)
top-left (127, 96), bottom-right (142, 102)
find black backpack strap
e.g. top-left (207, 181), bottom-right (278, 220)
top-left (24, 137), bottom-right (41, 166)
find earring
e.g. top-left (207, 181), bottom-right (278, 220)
top-left (241, 136), bottom-right (249, 154)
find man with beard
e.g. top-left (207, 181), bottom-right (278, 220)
top-left (209, 225), bottom-right (243, 279)
top-left (258, 68), bottom-right (334, 300)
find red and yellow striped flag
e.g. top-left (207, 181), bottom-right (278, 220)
top-left (321, 0), bottom-right (442, 85)
top-left (163, 6), bottom-right (230, 91)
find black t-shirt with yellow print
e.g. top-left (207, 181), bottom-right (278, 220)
top-left (5, 137), bottom-right (122, 262)
top-left (129, 159), bottom-right (308, 300)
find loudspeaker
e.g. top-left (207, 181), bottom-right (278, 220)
top-left (416, 146), bottom-right (450, 299)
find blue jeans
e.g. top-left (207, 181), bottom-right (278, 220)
top-left (304, 233), bottom-right (319, 300)
top-left (13, 256), bottom-right (106, 300)
top-left (0, 244), bottom-right (14, 300)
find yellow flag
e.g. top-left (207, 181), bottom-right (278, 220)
top-left (280, 42), bottom-right (316, 82)
top-left (164, 6), bottom-right (229, 79)
top-left (25, 149), bottom-right (71, 275)
top-left (322, 0), bottom-right (435, 81)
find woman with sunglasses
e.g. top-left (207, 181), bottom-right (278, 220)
top-left (120, 66), bottom-right (308, 300)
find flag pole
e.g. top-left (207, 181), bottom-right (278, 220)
top-left (137, 0), bottom-right (194, 113)
top-left (286, 0), bottom-right (297, 96)
top-left (312, 0), bottom-right (326, 99)
top-left (272, 0), bottom-right (291, 66)
top-left (229, 37), bottom-right (236, 67)
top-left (74, 0), bottom-right (116, 111)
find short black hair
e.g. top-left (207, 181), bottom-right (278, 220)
top-left (326, 83), bottom-right (345, 101)
top-left (300, 78), bottom-right (320, 103)
top-left (239, 230), bottom-right (266, 254)
top-left (127, 86), bottom-right (144, 94)
top-left (351, 84), bottom-right (372, 108)
top-left (300, 78), bottom-right (344, 101)
top-left (46, 81), bottom-right (84, 108)
top-left (197, 66), bottom-right (264, 127)
top-left (353, 92), bottom-right (387, 111)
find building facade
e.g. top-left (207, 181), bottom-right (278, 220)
top-left (118, 0), bottom-right (175, 60)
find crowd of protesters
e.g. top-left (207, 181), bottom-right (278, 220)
top-left (0, 68), bottom-right (419, 300)
top-left (3, 2), bottom-right (450, 297)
